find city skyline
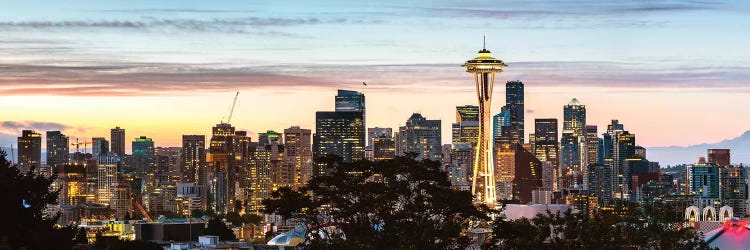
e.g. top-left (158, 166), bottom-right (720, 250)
top-left (2, 1), bottom-right (750, 155)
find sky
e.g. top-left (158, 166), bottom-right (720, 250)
top-left (1, 0), bottom-right (749, 156)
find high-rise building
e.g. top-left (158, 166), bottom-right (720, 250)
top-left (249, 137), bottom-right (282, 213)
top-left (336, 89), bottom-right (366, 144)
top-left (720, 166), bottom-right (747, 217)
top-left (92, 137), bottom-right (109, 157)
top-left (707, 149), bottom-right (730, 167)
top-left (313, 111), bottom-right (365, 172)
top-left (462, 42), bottom-right (507, 207)
top-left (452, 105), bottom-right (479, 147)
top-left (258, 130), bottom-right (281, 148)
top-left (534, 119), bottom-right (558, 191)
top-left (110, 127), bottom-right (126, 156)
top-left (132, 136), bottom-right (155, 174)
top-left (505, 80), bottom-right (524, 144)
top-left (207, 123), bottom-right (236, 214)
top-left (395, 113), bottom-right (442, 161)
top-left (17, 130), bottom-right (42, 173)
top-left (561, 98), bottom-right (587, 188)
top-left (585, 125), bottom-right (599, 166)
top-left (588, 164), bottom-right (613, 204)
top-left (97, 153), bottom-right (119, 205)
top-left (367, 127), bottom-right (392, 147)
top-left (46, 131), bottom-right (69, 166)
top-left (492, 107), bottom-right (511, 143)
top-left (56, 164), bottom-right (87, 206)
top-left (284, 126), bottom-right (312, 190)
top-left (686, 164), bottom-right (720, 211)
top-left (181, 135), bottom-right (206, 183)
top-left (372, 137), bottom-right (396, 161)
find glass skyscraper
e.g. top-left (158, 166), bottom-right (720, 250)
top-left (395, 113), bottom-right (442, 161)
top-left (46, 130), bottom-right (69, 166)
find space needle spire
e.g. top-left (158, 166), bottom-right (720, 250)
top-left (462, 37), bottom-right (507, 207)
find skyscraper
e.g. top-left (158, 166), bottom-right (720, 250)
top-left (97, 153), bottom-right (119, 205)
top-left (336, 89), bottom-right (366, 143)
top-left (395, 113), bottom-right (442, 161)
top-left (492, 107), bottom-right (510, 143)
top-left (313, 90), bottom-right (366, 175)
top-left (181, 135), bottom-right (206, 183)
top-left (707, 149), bottom-right (730, 166)
top-left (505, 80), bottom-right (524, 144)
top-left (92, 137), bottom-right (109, 157)
top-left (462, 41), bottom-right (507, 206)
top-left (561, 98), bottom-right (587, 187)
top-left (46, 131), bottom-right (69, 166)
top-left (207, 123), bottom-right (236, 214)
top-left (533, 119), bottom-right (558, 190)
top-left (17, 130), bottom-right (42, 173)
top-left (452, 105), bottom-right (479, 147)
top-left (720, 166), bottom-right (747, 217)
top-left (284, 126), bottom-right (312, 189)
top-left (132, 136), bottom-right (155, 174)
top-left (110, 127), bottom-right (126, 156)
top-left (585, 125), bottom-right (599, 166)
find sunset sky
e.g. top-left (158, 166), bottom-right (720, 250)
top-left (1, 0), bottom-right (749, 155)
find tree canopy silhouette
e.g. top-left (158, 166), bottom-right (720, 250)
top-left (263, 154), bottom-right (488, 249)
top-left (0, 150), bottom-right (75, 249)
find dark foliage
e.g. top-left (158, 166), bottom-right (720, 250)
top-left (263, 155), bottom-right (487, 249)
top-left (204, 218), bottom-right (237, 241)
top-left (94, 235), bottom-right (162, 250)
top-left (0, 150), bottom-right (75, 249)
top-left (491, 203), bottom-right (716, 249)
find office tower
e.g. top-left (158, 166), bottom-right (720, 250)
top-left (686, 164), bottom-right (720, 211)
top-left (92, 137), bottom-right (109, 157)
top-left (533, 119), bottom-right (558, 164)
top-left (97, 153), bottom-right (119, 205)
top-left (372, 137), bottom-right (396, 161)
top-left (207, 123), bottom-right (236, 214)
top-left (132, 136), bottom-right (155, 174)
top-left (708, 149), bottom-right (730, 166)
top-left (46, 131), bottom-right (69, 166)
top-left (534, 119), bottom-right (558, 190)
top-left (505, 80), bottom-right (524, 144)
top-left (512, 147), bottom-right (543, 203)
top-left (588, 164), bottom-right (613, 204)
top-left (336, 89), bottom-right (366, 143)
top-left (613, 131), bottom-right (636, 196)
top-left (181, 135), bottom-right (206, 183)
top-left (56, 164), bottom-right (87, 205)
top-left (234, 131), bottom-right (251, 203)
top-left (110, 127), bottom-right (126, 156)
top-left (284, 126), bottom-right (313, 189)
top-left (493, 107), bottom-right (511, 142)
top-left (313, 111), bottom-right (365, 173)
top-left (367, 127), bottom-right (392, 147)
top-left (462, 42), bottom-right (507, 206)
top-left (561, 98), bottom-right (587, 187)
top-left (154, 147), bottom-right (181, 173)
top-left (111, 183), bottom-right (132, 220)
top-left (249, 137), bottom-right (281, 213)
top-left (585, 125), bottom-right (599, 166)
top-left (17, 130), bottom-right (42, 173)
top-left (452, 105), bottom-right (479, 147)
top-left (395, 113), bottom-right (442, 161)
top-left (720, 166), bottom-right (747, 217)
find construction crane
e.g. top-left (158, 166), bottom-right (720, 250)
top-left (221, 91), bottom-right (240, 124)
top-left (132, 194), bottom-right (153, 222)
top-left (71, 138), bottom-right (91, 154)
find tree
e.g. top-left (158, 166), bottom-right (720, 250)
top-left (0, 150), bottom-right (75, 249)
top-left (263, 155), bottom-right (488, 249)
top-left (491, 203), bottom-right (716, 249)
top-left (74, 227), bottom-right (88, 244)
top-left (94, 235), bottom-right (161, 250)
top-left (204, 218), bottom-right (237, 241)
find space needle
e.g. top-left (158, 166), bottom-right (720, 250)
top-left (462, 37), bottom-right (507, 207)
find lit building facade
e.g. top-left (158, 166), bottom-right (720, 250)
top-left (92, 137), bottom-right (109, 158)
top-left (284, 126), bottom-right (312, 190)
top-left (132, 136), bottom-right (155, 174)
top-left (505, 80), bottom-right (524, 144)
top-left (18, 130), bottom-right (42, 173)
top-left (395, 113), bottom-right (442, 161)
top-left (46, 131), bottom-right (69, 167)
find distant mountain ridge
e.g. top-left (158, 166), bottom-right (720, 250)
top-left (648, 130), bottom-right (750, 167)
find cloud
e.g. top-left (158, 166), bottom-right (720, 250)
top-left (100, 8), bottom-right (254, 14)
top-left (0, 59), bottom-right (748, 97)
top-left (0, 17), bottom-right (381, 34)
top-left (1, 121), bottom-right (70, 131)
